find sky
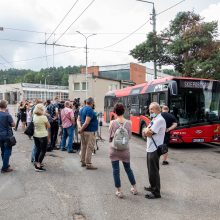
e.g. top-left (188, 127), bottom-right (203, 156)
top-left (0, 0), bottom-right (220, 71)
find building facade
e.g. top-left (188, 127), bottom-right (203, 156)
top-left (0, 83), bottom-right (69, 104)
top-left (69, 73), bottom-right (135, 113)
top-left (81, 63), bottom-right (146, 85)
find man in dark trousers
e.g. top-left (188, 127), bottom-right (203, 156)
top-left (161, 105), bottom-right (177, 165)
top-left (46, 97), bottom-right (59, 151)
top-left (143, 102), bottom-right (166, 199)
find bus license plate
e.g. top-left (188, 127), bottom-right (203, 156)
top-left (193, 139), bottom-right (204, 143)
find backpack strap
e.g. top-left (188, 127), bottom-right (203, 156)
top-left (115, 120), bottom-right (127, 128)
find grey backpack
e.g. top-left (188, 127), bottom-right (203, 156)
top-left (113, 120), bottom-right (129, 150)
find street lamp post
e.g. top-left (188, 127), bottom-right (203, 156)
top-left (137, 0), bottom-right (157, 79)
top-left (45, 77), bottom-right (47, 101)
top-left (45, 76), bottom-right (49, 101)
top-left (76, 31), bottom-right (96, 99)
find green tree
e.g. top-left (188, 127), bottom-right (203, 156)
top-left (130, 11), bottom-right (220, 79)
top-left (23, 72), bottom-right (36, 83)
top-left (0, 65), bottom-right (82, 85)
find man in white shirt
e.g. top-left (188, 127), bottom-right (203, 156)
top-left (143, 102), bottom-right (166, 199)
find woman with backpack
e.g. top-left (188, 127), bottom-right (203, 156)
top-left (109, 103), bottom-right (137, 198)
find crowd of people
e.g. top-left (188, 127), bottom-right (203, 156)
top-left (0, 96), bottom-right (177, 200)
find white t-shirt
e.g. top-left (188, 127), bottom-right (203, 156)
top-left (146, 113), bottom-right (166, 153)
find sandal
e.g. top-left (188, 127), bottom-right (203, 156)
top-left (115, 191), bottom-right (123, 198)
top-left (130, 187), bottom-right (138, 195)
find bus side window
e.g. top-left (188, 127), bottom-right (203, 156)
top-left (130, 95), bottom-right (139, 116)
top-left (122, 96), bottom-right (128, 109)
top-left (152, 93), bottom-right (158, 102)
top-left (140, 93), bottom-right (150, 115)
top-left (159, 92), bottom-right (166, 106)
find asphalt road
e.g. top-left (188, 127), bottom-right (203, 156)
top-left (0, 121), bottom-right (220, 220)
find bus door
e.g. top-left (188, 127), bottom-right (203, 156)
top-left (129, 95), bottom-right (141, 134)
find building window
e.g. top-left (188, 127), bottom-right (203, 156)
top-left (74, 83), bottom-right (80, 91)
top-left (81, 82), bottom-right (87, 91)
top-left (109, 84), bottom-right (118, 91)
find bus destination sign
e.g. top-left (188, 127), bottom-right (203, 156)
top-left (180, 80), bottom-right (212, 89)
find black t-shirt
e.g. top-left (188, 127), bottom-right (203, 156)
top-left (161, 112), bottom-right (177, 129)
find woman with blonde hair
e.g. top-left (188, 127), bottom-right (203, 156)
top-left (33, 104), bottom-right (50, 172)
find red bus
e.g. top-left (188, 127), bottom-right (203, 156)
top-left (104, 77), bottom-right (220, 143)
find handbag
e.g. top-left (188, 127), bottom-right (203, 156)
top-left (7, 128), bottom-right (16, 147)
top-left (24, 121), bottom-right (34, 136)
top-left (151, 136), bottom-right (168, 157)
top-left (8, 135), bottom-right (17, 147)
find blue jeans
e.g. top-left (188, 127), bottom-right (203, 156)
top-left (61, 125), bottom-right (75, 152)
top-left (111, 160), bottom-right (136, 188)
top-left (0, 138), bottom-right (12, 171)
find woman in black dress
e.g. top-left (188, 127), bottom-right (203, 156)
top-left (20, 101), bottom-right (27, 132)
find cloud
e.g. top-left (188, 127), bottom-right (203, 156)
top-left (0, 0), bottom-right (219, 71)
top-left (200, 3), bottom-right (220, 25)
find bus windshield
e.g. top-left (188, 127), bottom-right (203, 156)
top-left (169, 82), bottom-right (220, 126)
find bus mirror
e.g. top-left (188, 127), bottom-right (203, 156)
top-left (169, 81), bottom-right (178, 95)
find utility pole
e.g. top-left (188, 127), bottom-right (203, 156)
top-left (76, 31), bottom-right (96, 99)
top-left (137, 0), bottom-right (157, 79)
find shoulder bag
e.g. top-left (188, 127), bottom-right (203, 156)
top-left (24, 121), bottom-right (34, 136)
top-left (7, 128), bottom-right (17, 147)
top-left (151, 136), bottom-right (168, 157)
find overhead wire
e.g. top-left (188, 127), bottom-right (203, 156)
top-left (0, 48), bottom-right (80, 65)
top-left (101, 20), bottom-right (150, 49)
top-left (3, 27), bottom-right (147, 35)
top-left (0, 54), bottom-right (14, 68)
top-left (157, 0), bottom-right (186, 16)
top-left (4, 27), bottom-right (45, 34)
top-left (46, 0), bottom-right (80, 43)
top-left (96, 0), bottom-right (187, 50)
top-left (54, 0), bottom-right (96, 43)
top-left (0, 0), bottom-right (186, 67)
top-left (0, 38), bottom-right (42, 45)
